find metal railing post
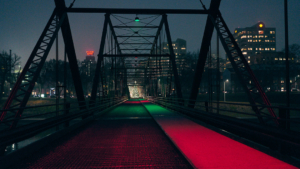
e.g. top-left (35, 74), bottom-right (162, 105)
top-left (64, 102), bottom-right (70, 128)
top-left (205, 101), bottom-right (209, 112)
top-left (278, 106), bottom-right (289, 130)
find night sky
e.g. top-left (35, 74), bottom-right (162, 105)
top-left (0, 0), bottom-right (299, 67)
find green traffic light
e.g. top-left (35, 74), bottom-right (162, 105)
top-left (135, 17), bottom-right (139, 22)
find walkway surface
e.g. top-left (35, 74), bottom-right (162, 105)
top-left (141, 100), bottom-right (297, 169)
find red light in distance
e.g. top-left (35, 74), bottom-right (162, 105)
top-left (86, 51), bottom-right (94, 56)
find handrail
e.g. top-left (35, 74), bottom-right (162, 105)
top-left (147, 96), bottom-right (300, 131)
top-left (0, 96), bottom-right (127, 150)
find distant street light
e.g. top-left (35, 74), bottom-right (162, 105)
top-left (224, 79), bottom-right (229, 102)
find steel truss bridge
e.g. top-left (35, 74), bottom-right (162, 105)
top-left (0, 0), bottom-right (300, 168)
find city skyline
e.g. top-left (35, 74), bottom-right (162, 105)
top-left (0, 0), bottom-right (299, 67)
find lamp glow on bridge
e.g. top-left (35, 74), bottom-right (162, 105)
top-left (135, 14), bottom-right (139, 22)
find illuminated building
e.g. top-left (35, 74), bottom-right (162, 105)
top-left (81, 51), bottom-right (96, 77)
top-left (233, 22), bottom-right (276, 65)
top-left (162, 38), bottom-right (187, 57)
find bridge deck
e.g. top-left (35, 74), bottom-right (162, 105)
top-left (13, 99), bottom-right (297, 168)
top-left (13, 99), bottom-right (192, 168)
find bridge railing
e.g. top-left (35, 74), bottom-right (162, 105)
top-left (0, 96), bottom-right (127, 154)
top-left (147, 96), bottom-right (300, 159)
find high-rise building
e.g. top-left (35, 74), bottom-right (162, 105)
top-left (81, 51), bottom-right (96, 77)
top-left (233, 22), bottom-right (276, 64)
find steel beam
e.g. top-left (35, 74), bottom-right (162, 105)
top-left (163, 14), bottom-right (183, 100)
top-left (55, 0), bottom-right (86, 110)
top-left (151, 18), bottom-right (164, 54)
top-left (121, 49), bottom-right (151, 50)
top-left (1, 10), bottom-right (65, 130)
top-left (67, 8), bottom-right (209, 14)
top-left (114, 26), bottom-right (158, 28)
top-left (120, 43), bottom-right (153, 45)
top-left (103, 54), bottom-right (169, 57)
top-left (117, 36), bottom-right (155, 38)
top-left (108, 16), bottom-right (122, 54)
top-left (188, 0), bottom-right (221, 108)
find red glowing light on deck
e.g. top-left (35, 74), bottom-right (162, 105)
top-left (86, 51), bottom-right (94, 56)
top-left (140, 100), bottom-right (149, 103)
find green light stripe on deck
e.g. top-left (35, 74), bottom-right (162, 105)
top-left (142, 104), bottom-right (176, 116)
top-left (128, 99), bottom-right (145, 101)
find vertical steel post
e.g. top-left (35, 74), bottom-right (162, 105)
top-left (64, 45), bottom-right (67, 108)
top-left (163, 14), bottom-right (183, 101)
top-left (55, 14), bottom-right (59, 131)
top-left (54, 0), bottom-right (86, 110)
top-left (90, 14), bottom-right (110, 106)
top-left (188, 0), bottom-right (221, 108)
top-left (284, 0), bottom-right (290, 129)
top-left (217, 32), bottom-right (220, 114)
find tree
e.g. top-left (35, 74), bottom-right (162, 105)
top-left (281, 43), bottom-right (300, 62)
top-left (0, 51), bottom-right (21, 101)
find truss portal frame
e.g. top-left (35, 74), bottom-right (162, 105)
top-left (1, 0), bottom-right (278, 131)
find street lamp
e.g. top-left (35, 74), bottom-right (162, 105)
top-left (224, 79), bottom-right (229, 102)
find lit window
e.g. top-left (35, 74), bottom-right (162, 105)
top-left (248, 39), bottom-right (252, 42)
top-left (258, 30), bottom-right (264, 34)
top-left (247, 35), bottom-right (252, 38)
top-left (265, 40), bottom-right (269, 42)
top-left (243, 52), bottom-right (247, 55)
top-left (265, 35), bottom-right (268, 38)
top-left (248, 48), bottom-right (252, 50)
top-left (259, 48), bottom-right (262, 51)
top-left (181, 47), bottom-right (186, 50)
top-left (283, 58), bottom-right (286, 60)
top-left (281, 80), bottom-right (284, 83)
top-left (275, 58), bottom-right (278, 60)
top-left (172, 44), bottom-right (176, 46)
top-left (290, 80), bottom-right (292, 83)
top-left (279, 58), bottom-right (282, 60)
top-left (270, 31), bottom-right (275, 34)
top-left (241, 35), bottom-right (247, 39)
top-left (242, 31), bottom-right (246, 34)
top-left (259, 39), bottom-right (261, 42)
top-left (256, 48), bottom-right (258, 50)
top-left (241, 48), bottom-right (247, 51)
top-left (259, 35), bottom-right (264, 38)
top-left (265, 48), bottom-right (270, 50)
top-left (248, 61), bottom-right (250, 63)
top-left (248, 56), bottom-right (250, 59)
top-left (271, 48), bottom-right (276, 51)
top-left (253, 35), bottom-right (258, 38)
